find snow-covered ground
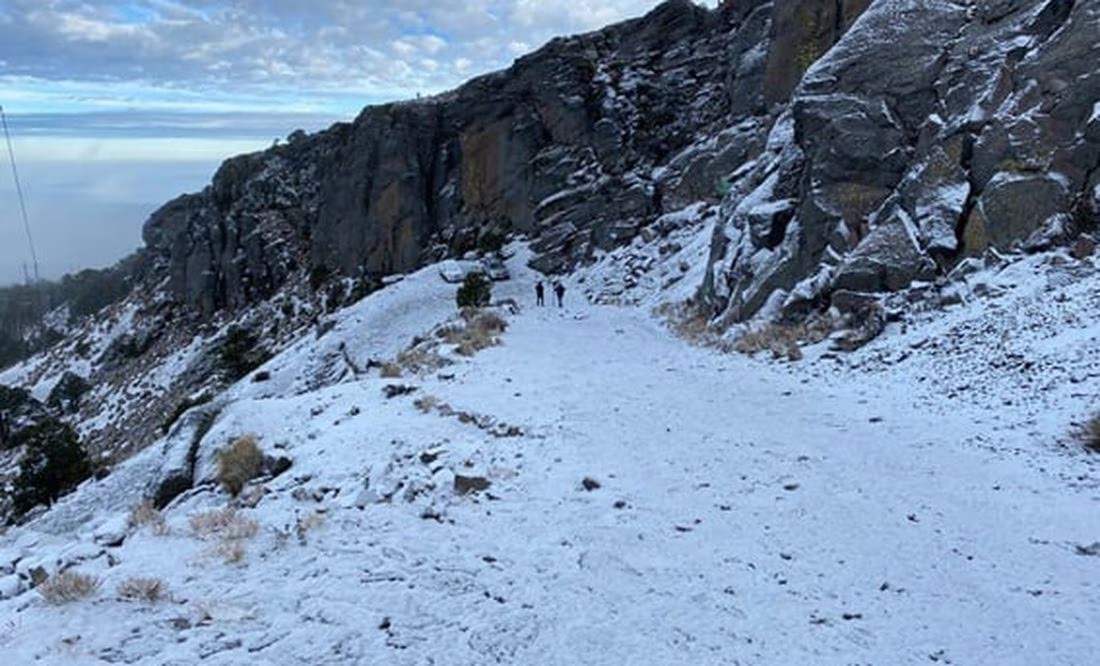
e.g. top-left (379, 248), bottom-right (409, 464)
top-left (1, 249), bottom-right (1098, 665)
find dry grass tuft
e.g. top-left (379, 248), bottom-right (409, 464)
top-left (1078, 413), bottom-right (1100, 453)
top-left (118, 577), bottom-right (167, 602)
top-left (396, 345), bottom-right (450, 374)
top-left (414, 395), bottom-right (439, 414)
top-left (468, 310), bottom-right (507, 336)
top-left (216, 540), bottom-right (247, 564)
top-left (216, 435), bottom-right (264, 496)
top-left (657, 300), bottom-right (839, 361)
top-left (451, 309), bottom-right (507, 357)
top-left (379, 362), bottom-right (402, 378)
top-left (655, 301), bottom-right (719, 345)
top-left (38, 570), bottom-right (100, 604)
top-left (732, 318), bottom-right (833, 361)
top-left (295, 512), bottom-right (326, 542)
top-left (129, 499), bottom-right (169, 536)
top-left (189, 507), bottom-right (259, 540)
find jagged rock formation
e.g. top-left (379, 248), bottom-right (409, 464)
top-left (706, 0), bottom-right (1100, 321)
top-left (141, 0), bottom-right (876, 316)
top-left (88, 0), bottom-right (1100, 325)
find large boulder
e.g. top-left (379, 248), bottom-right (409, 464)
top-left (834, 212), bottom-right (937, 292)
top-left (962, 174), bottom-right (1071, 254)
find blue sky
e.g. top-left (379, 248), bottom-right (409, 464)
top-left (0, 0), bottom-right (706, 284)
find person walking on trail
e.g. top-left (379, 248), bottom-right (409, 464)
top-left (535, 281), bottom-right (545, 306)
top-left (554, 281), bottom-right (565, 308)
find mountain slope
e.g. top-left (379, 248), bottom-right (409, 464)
top-left (0, 248), bottom-right (1097, 664)
top-left (6, 0), bottom-right (1097, 471)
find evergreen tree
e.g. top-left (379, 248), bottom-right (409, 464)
top-left (9, 418), bottom-right (92, 518)
top-left (456, 272), bottom-right (492, 308)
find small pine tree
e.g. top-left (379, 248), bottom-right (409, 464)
top-left (1, 385), bottom-right (37, 451)
top-left (9, 418), bottom-right (92, 518)
top-left (456, 272), bottom-right (492, 308)
top-left (47, 372), bottom-right (91, 414)
top-left (219, 326), bottom-right (269, 382)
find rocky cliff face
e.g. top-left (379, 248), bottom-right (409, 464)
top-left (141, 0), bottom-right (873, 315)
top-left (706, 0), bottom-right (1100, 321)
top-left (140, 0), bottom-right (1097, 324)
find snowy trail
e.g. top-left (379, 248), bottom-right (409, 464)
top-left (417, 299), bottom-right (1098, 664)
top-left (2, 272), bottom-right (1097, 664)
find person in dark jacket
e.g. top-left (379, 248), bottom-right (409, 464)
top-left (535, 281), bottom-right (545, 306)
top-left (554, 281), bottom-right (565, 307)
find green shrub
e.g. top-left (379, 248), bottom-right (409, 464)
top-left (218, 326), bottom-right (270, 382)
top-left (715, 177), bottom-right (732, 198)
top-left (9, 418), bottom-right (92, 518)
top-left (1, 385), bottom-right (39, 451)
top-left (477, 227), bottom-right (508, 255)
top-left (47, 372), bottom-right (91, 414)
top-left (0, 384), bottom-right (33, 413)
top-left (456, 273), bottom-right (491, 309)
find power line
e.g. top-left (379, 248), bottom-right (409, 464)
top-left (0, 105), bottom-right (40, 284)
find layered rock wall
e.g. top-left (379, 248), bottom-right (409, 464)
top-left (139, 0), bottom-right (1098, 322)
top-left (708, 0), bottom-right (1100, 321)
top-left (143, 0), bottom-right (767, 314)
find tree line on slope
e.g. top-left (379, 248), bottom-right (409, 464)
top-left (0, 383), bottom-right (93, 524)
top-left (0, 254), bottom-right (146, 370)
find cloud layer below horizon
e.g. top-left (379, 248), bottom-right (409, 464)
top-left (0, 0), bottom-right (712, 283)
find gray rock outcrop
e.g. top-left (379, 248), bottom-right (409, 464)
top-left (135, 0), bottom-right (1098, 324)
top-left (141, 0), bottom-right (803, 315)
top-left (707, 0), bottom-right (1100, 321)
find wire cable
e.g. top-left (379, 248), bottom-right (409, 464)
top-left (1, 105), bottom-right (41, 283)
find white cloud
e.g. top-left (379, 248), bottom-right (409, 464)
top-left (418, 34), bottom-right (448, 55)
top-left (15, 137), bottom-right (271, 163)
top-left (0, 0), bottom-right (725, 280)
top-left (2, 0), bottom-right (690, 119)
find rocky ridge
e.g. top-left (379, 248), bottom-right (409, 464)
top-left (140, 0), bottom-right (876, 316)
top-left (705, 0), bottom-right (1100, 321)
top-left (140, 0), bottom-right (1099, 328)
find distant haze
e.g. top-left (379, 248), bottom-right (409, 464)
top-left (0, 0), bottom-right (716, 286)
top-left (0, 157), bottom-right (236, 284)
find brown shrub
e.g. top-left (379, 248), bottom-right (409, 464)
top-left (414, 395), bottom-right (439, 414)
top-left (118, 577), bottom-right (167, 602)
top-left (216, 540), bottom-right (246, 564)
top-left (655, 301), bottom-right (717, 345)
top-left (397, 345), bottom-right (450, 374)
top-left (189, 507), bottom-right (259, 540)
top-left (441, 309), bottom-right (508, 357)
top-left (129, 499), bottom-right (169, 536)
top-left (469, 310), bottom-right (507, 337)
top-left (733, 318), bottom-right (832, 360)
top-left (38, 570), bottom-right (99, 604)
top-left (217, 435), bottom-right (264, 496)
